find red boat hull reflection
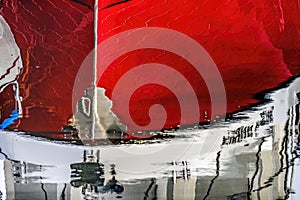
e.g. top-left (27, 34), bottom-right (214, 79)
top-left (0, 0), bottom-right (299, 135)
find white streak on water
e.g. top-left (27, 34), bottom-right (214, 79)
top-left (0, 160), bottom-right (6, 200)
top-left (0, 15), bottom-right (23, 115)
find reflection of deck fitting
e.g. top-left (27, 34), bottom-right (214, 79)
top-left (74, 88), bottom-right (126, 140)
top-left (172, 160), bottom-right (191, 183)
top-left (12, 161), bottom-right (27, 184)
top-left (222, 108), bottom-right (274, 145)
top-left (83, 150), bottom-right (100, 163)
top-left (70, 150), bottom-right (124, 199)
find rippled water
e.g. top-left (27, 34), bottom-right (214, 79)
top-left (0, 77), bottom-right (300, 200)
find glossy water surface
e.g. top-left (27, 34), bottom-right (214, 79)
top-left (0, 77), bottom-right (300, 200)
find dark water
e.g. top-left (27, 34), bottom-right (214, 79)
top-left (0, 77), bottom-right (300, 200)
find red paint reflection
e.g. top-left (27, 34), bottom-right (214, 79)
top-left (0, 0), bottom-right (299, 134)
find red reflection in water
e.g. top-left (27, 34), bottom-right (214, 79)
top-left (97, 0), bottom-right (300, 132)
top-left (0, 0), bottom-right (94, 132)
top-left (0, 0), bottom-right (299, 133)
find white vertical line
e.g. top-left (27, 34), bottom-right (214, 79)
top-left (91, 0), bottom-right (99, 139)
top-left (292, 105), bottom-right (296, 131)
top-left (173, 160), bottom-right (176, 184)
top-left (288, 104), bottom-right (297, 200)
top-left (0, 161), bottom-right (6, 200)
top-left (288, 108), bottom-right (292, 130)
top-left (13, 81), bottom-right (22, 116)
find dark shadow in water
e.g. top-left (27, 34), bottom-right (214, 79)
top-left (59, 184), bottom-right (67, 200)
top-left (0, 147), bottom-right (10, 160)
top-left (203, 151), bottom-right (221, 200)
top-left (247, 102), bottom-right (300, 199)
top-left (101, 0), bottom-right (132, 9)
top-left (249, 136), bottom-right (266, 199)
top-left (143, 178), bottom-right (157, 200)
top-left (71, 0), bottom-right (93, 9)
top-left (226, 137), bottom-right (266, 200)
top-left (41, 183), bottom-right (48, 200)
top-left (248, 138), bottom-right (266, 193)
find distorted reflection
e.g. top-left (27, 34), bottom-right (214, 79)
top-left (0, 77), bottom-right (300, 199)
top-left (70, 150), bottom-right (124, 199)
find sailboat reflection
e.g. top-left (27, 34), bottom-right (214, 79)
top-left (0, 77), bottom-right (300, 199)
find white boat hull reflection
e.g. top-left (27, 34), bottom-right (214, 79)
top-left (0, 77), bottom-right (300, 199)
